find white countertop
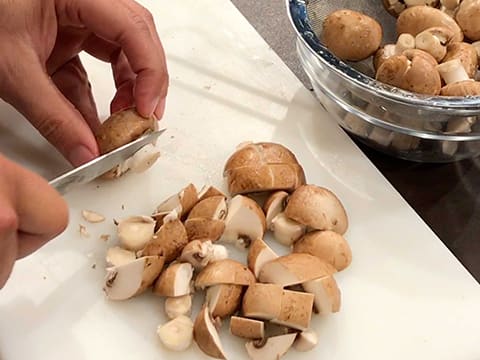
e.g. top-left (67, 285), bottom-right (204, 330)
top-left (0, 1), bottom-right (479, 359)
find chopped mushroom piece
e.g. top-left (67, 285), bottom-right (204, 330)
top-left (188, 195), bottom-right (227, 220)
top-left (302, 276), bottom-right (341, 315)
top-left (81, 209), bottom-right (105, 223)
top-left (157, 315), bottom-right (194, 352)
top-left (184, 218), bottom-right (225, 242)
top-left (193, 306), bottom-right (227, 359)
top-left (198, 185), bottom-right (227, 202)
top-left (153, 262), bottom-right (194, 297)
top-left (242, 283), bottom-right (283, 320)
top-left (263, 191), bottom-right (289, 228)
top-left (206, 284), bottom-right (244, 318)
top-left (293, 329), bottom-right (319, 352)
top-left (270, 212), bottom-right (306, 246)
top-left (153, 183), bottom-right (198, 222)
top-left (271, 289), bottom-right (314, 331)
top-left (117, 215), bottom-right (155, 251)
top-left (245, 333), bottom-right (297, 360)
top-left (247, 238), bottom-right (278, 278)
top-left (179, 240), bottom-right (228, 270)
top-left (230, 316), bottom-right (265, 340)
top-left (106, 246), bottom-right (136, 267)
top-left (195, 259), bottom-right (256, 290)
top-left (164, 295), bottom-right (193, 319)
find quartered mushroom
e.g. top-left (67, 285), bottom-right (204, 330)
top-left (193, 305), bottom-right (227, 359)
top-left (293, 329), bottom-right (319, 352)
top-left (164, 295), bottom-right (193, 319)
top-left (179, 240), bottom-right (229, 270)
top-left (271, 289), bottom-right (315, 331)
top-left (195, 259), bottom-right (256, 290)
top-left (103, 255), bottom-right (165, 300)
top-left (184, 218), bottom-right (226, 242)
top-left (153, 262), bottom-right (194, 297)
top-left (242, 283), bottom-right (283, 320)
top-left (105, 246), bottom-right (136, 267)
top-left (221, 195), bottom-right (266, 248)
top-left (188, 195), bottom-right (228, 220)
top-left (229, 316), bottom-right (265, 340)
top-left (206, 284), bottom-right (244, 318)
top-left (293, 230), bottom-right (353, 271)
top-left (141, 214), bottom-right (188, 263)
top-left (284, 185), bottom-right (349, 234)
top-left (153, 183), bottom-right (198, 223)
top-left (258, 253), bottom-right (336, 287)
top-left (302, 276), bottom-right (341, 315)
top-left (270, 212), bottom-right (306, 247)
top-left (263, 191), bottom-right (289, 228)
top-left (245, 333), bottom-right (297, 360)
top-left (247, 238), bottom-right (278, 278)
top-left (198, 185), bottom-right (227, 202)
top-left (117, 215), bottom-right (156, 251)
top-left (157, 315), bottom-right (194, 352)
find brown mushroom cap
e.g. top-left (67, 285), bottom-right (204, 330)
top-left (440, 80), bottom-right (480, 96)
top-left (142, 218), bottom-right (188, 263)
top-left (284, 185), bottom-right (349, 234)
top-left (206, 284), bottom-right (244, 318)
top-left (247, 238), bottom-right (278, 278)
top-left (185, 218), bottom-right (225, 242)
top-left (193, 305), bottom-right (227, 359)
top-left (188, 195), bottom-right (227, 220)
top-left (229, 316), bottom-right (265, 340)
top-left (272, 289), bottom-right (315, 331)
top-left (302, 276), bottom-right (341, 314)
top-left (293, 230), bottom-right (352, 271)
top-left (322, 9), bottom-right (383, 61)
top-left (397, 6), bottom-right (463, 42)
top-left (195, 259), bottom-right (256, 289)
top-left (153, 262), bottom-right (194, 297)
top-left (443, 42), bottom-right (479, 78)
top-left (455, 0), bottom-right (480, 41)
top-left (95, 108), bottom-right (156, 154)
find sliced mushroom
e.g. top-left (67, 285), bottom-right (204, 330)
top-left (206, 284), bottom-right (244, 318)
top-left (157, 315), bottom-right (194, 351)
top-left (188, 195), bottom-right (228, 220)
top-left (153, 262), bottom-right (194, 297)
top-left (397, 5), bottom-right (463, 42)
top-left (164, 295), bottom-right (193, 319)
top-left (245, 333), bottom-right (296, 360)
top-left (198, 185), bottom-right (227, 202)
top-left (221, 195), bottom-right (266, 248)
top-left (153, 183), bottom-right (198, 222)
top-left (242, 283), bottom-right (283, 320)
top-left (455, 0), bottom-right (480, 41)
top-left (141, 217), bottom-right (188, 263)
top-left (195, 259), bottom-right (256, 290)
top-left (247, 238), bottom-right (278, 278)
top-left (293, 329), bottom-right (319, 352)
top-left (293, 230), bottom-right (352, 271)
top-left (270, 212), bottom-right (306, 246)
top-left (263, 191), bottom-right (289, 228)
top-left (179, 240), bottom-right (228, 270)
top-left (229, 316), bottom-right (265, 340)
top-left (193, 305), bottom-right (227, 359)
top-left (81, 209), bottom-right (105, 223)
top-left (271, 289), bottom-right (314, 331)
top-left (302, 276), bottom-right (341, 315)
top-left (322, 9), bottom-right (383, 61)
top-left (442, 42), bottom-right (479, 78)
top-left (117, 215), bottom-right (156, 251)
top-left (105, 246), bottom-right (136, 267)
top-left (258, 253), bottom-right (336, 287)
top-left (103, 255), bottom-right (165, 300)
top-left (284, 185), bottom-right (348, 234)
top-left (415, 26), bottom-right (454, 62)
top-left (437, 58), bottom-right (470, 84)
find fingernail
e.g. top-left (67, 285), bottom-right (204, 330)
top-left (147, 96), bottom-right (160, 117)
top-left (154, 98), bottom-right (166, 120)
top-left (68, 146), bottom-right (95, 167)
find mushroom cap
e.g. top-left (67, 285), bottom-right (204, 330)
top-left (188, 195), bottom-right (227, 220)
top-left (455, 0), bottom-right (480, 41)
top-left (302, 275), bottom-right (341, 314)
top-left (322, 9), bottom-right (383, 61)
top-left (95, 108), bottom-right (157, 154)
top-left (263, 190), bottom-right (289, 228)
top-left (195, 259), bottom-right (256, 289)
top-left (284, 185), bottom-right (348, 234)
top-left (206, 284), bottom-right (244, 318)
top-left (397, 5), bottom-right (463, 42)
top-left (103, 255), bottom-right (165, 300)
top-left (258, 253), bottom-right (336, 287)
top-left (185, 218), bottom-right (226, 242)
top-left (245, 333), bottom-right (297, 360)
top-left (373, 44), bottom-right (397, 71)
top-left (271, 289), bottom-right (314, 331)
top-left (440, 80), bottom-right (480, 96)
top-left (193, 305), bottom-right (227, 359)
top-left (443, 42), bottom-right (479, 78)
top-left (402, 48), bottom-right (438, 67)
top-left (414, 26), bottom-right (454, 62)
top-left (198, 185), bottom-right (227, 202)
top-left (142, 218), bottom-right (188, 263)
top-left (153, 262), bottom-right (194, 297)
top-left (229, 316), bottom-right (265, 340)
top-left (293, 230), bottom-right (352, 271)
top-left (242, 283), bottom-right (283, 320)
top-left (247, 238), bottom-right (278, 278)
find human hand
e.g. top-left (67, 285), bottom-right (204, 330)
top-left (0, 155), bottom-right (68, 289)
top-left (0, 0), bottom-right (168, 166)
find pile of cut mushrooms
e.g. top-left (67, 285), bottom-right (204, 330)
top-left (322, 1), bottom-right (480, 97)
top-left (101, 141), bottom-right (352, 359)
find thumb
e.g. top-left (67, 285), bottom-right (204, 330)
top-left (1, 49), bottom-right (99, 166)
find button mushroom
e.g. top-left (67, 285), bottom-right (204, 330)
top-left (157, 315), bottom-right (194, 352)
top-left (382, 0), bottom-right (440, 17)
top-left (415, 26), bottom-right (454, 62)
top-left (247, 238), bottom-right (278, 278)
top-left (229, 316), bottom-right (265, 340)
top-left (193, 305), bottom-right (227, 359)
top-left (184, 195), bottom-right (227, 242)
top-left (245, 333), bottom-right (297, 360)
top-left (373, 33), bottom-right (416, 71)
top-left (153, 262), bottom-right (194, 297)
top-left (293, 230), bottom-right (353, 271)
top-left (437, 58), bottom-right (471, 84)
top-left (195, 259), bottom-right (256, 290)
top-left (442, 42), bottom-right (479, 78)
top-left (455, 0), bottom-right (480, 41)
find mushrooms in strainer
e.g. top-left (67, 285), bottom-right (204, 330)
top-left (247, 238), bottom-right (278, 278)
top-left (193, 305), bottom-right (227, 359)
top-left (164, 295), bottom-right (193, 319)
top-left (206, 284), bottom-right (244, 318)
top-left (179, 240), bottom-right (228, 270)
top-left (153, 262), bottom-right (194, 297)
top-left (442, 42), bottom-right (479, 78)
top-left (322, 9), bottom-right (383, 61)
top-left (284, 185), bottom-right (349, 234)
top-left (195, 259), bottom-right (256, 290)
top-left (103, 255), bottom-right (165, 300)
top-left (373, 33), bottom-right (416, 71)
top-left (157, 315), bottom-right (194, 352)
top-left (245, 333), bottom-right (297, 360)
top-left (221, 195), bottom-right (266, 249)
top-left (229, 316), bottom-right (265, 340)
top-left (382, 0), bottom-right (439, 17)
top-left (415, 26), bottom-right (454, 62)
top-left (117, 215), bottom-right (156, 251)
top-left (455, 0), bottom-right (480, 41)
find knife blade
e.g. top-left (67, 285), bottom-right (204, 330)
top-left (49, 129), bottom-right (166, 194)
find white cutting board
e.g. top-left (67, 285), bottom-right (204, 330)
top-left (0, 1), bottom-right (479, 359)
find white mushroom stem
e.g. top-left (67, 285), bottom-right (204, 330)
top-left (270, 212), bottom-right (306, 246)
top-left (437, 59), bottom-right (470, 84)
top-left (157, 315), bottom-right (194, 352)
top-left (395, 33), bottom-right (416, 54)
top-left (440, 0), bottom-right (459, 9)
top-left (415, 28), bottom-right (451, 62)
top-left (165, 295), bottom-right (193, 319)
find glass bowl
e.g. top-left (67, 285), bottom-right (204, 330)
top-left (288, 0), bottom-right (480, 162)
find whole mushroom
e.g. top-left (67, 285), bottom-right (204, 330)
top-left (455, 0), bottom-right (480, 41)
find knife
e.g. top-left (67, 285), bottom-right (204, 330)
top-left (49, 129), bottom-right (166, 194)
